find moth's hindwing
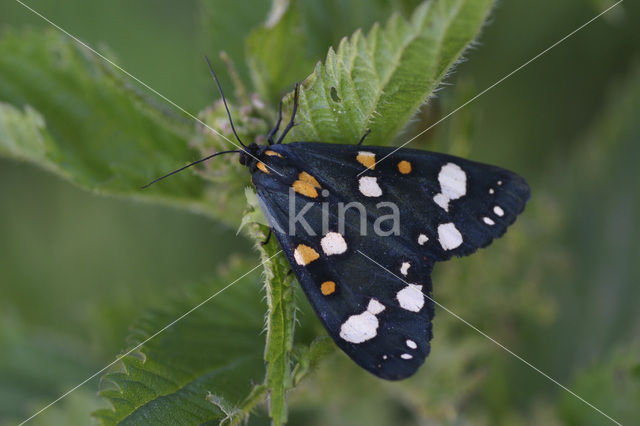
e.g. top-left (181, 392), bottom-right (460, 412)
top-left (251, 142), bottom-right (530, 380)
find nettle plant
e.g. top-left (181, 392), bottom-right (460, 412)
top-left (0, 0), bottom-right (549, 424)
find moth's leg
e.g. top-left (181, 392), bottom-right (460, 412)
top-left (260, 229), bottom-right (272, 246)
top-left (267, 99), bottom-right (283, 146)
top-left (357, 128), bottom-right (372, 146)
top-left (276, 83), bottom-right (300, 144)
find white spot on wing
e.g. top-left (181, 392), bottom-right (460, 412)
top-left (401, 353), bottom-right (413, 360)
top-left (358, 176), bottom-right (382, 197)
top-left (438, 222), bottom-right (463, 250)
top-left (489, 188), bottom-right (495, 194)
top-left (418, 234), bottom-right (429, 245)
top-left (339, 298), bottom-right (386, 344)
top-left (483, 217), bottom-right (495, 225)
top-left (433, 193), bottom-right (450, 211)
top-left (494, 206), bottom-right (505, 217)
top-left (439, 163), bottom-right (467, 199)
top-left (321, 232), bottom-right (347, 256)
top-left (367, 298), bottom-right (385, 315)
top-left (433, 163), bottom-right (467, 211)
top-left (400, 262), bottom-right (410, 276)
top-left (396, 284), bottom-right (424, 312)
top-left (406, 339), bottom-right (417, 349)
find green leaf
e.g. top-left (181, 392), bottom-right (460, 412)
top-left (245, 0), bottom-right (428, 107)
top-left (298, 0), bottom-right (424, 66)
top-left (0, 103), bottom-right (56, 169)
top-left (280, 0), bottom-right (494, 146)
top-left (92, 259), bottom-right (267, 425)
top-left (0, 29), bottom-right (216, 213)
top-left (246, 0), bottom-right (315, 104)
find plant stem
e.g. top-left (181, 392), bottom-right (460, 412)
top-left (255, 225), bottom-right (296, 425)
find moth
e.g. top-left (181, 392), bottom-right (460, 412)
top-left (146, 59), bottom-right (530, 380)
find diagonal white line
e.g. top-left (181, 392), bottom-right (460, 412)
top-left (12, 0), bottom-right (283, 177)
top-left (357, 250), bottom-right (623, 426)
top-left (18, 250), bottom-right (283, 426)
top-left (359, 0), bottom-right (624, 176)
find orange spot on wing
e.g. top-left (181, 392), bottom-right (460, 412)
top-left (320, 281), bottom-right (336, 295)
top-left (265, 150), bottom-right (283, 158)
top-left (298, 171), bottom-right (321, 188)
top-left (294, 244), bottom-right (320, 265)
top-left (293, 171), bottom-right (321, 198)
top-left (357, 152), bottom-right (376, 170)
top-left (397, 160), bottom-right (412, 174)
top-left (293, 180), bottom-right (318, 198)
top-left (257, 162), bottom-right (270, 174)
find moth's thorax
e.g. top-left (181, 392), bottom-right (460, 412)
top-left (243, 144), bottom-right (332, 203)
top-left (242, 144), bottom-right (289, 175)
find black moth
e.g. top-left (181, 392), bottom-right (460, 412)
top-left (147, 59), bottom-right (530, 380)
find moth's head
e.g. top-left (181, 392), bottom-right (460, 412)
top-left (238, 142), bottom-right (261, 168)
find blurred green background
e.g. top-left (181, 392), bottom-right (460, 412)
top-left (1, 0), bottom-right (639, 424)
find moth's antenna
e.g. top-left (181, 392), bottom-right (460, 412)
top-left (141, 149), bottom-right (241, 189)
top-left (205, 56), bottom-right (247, 149)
